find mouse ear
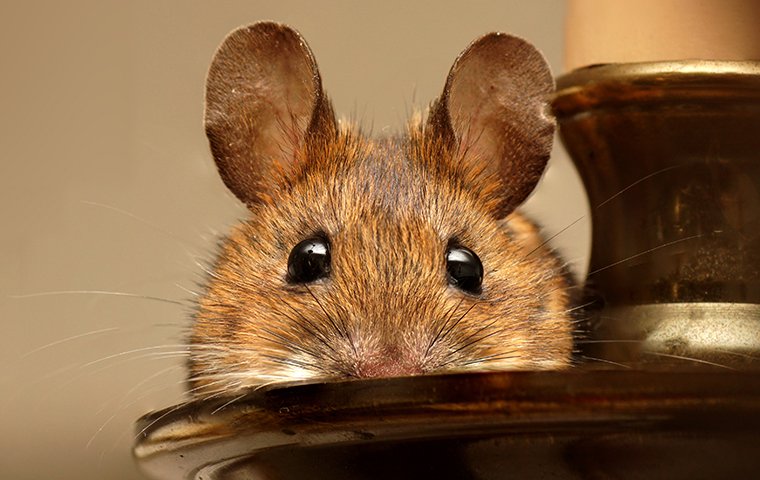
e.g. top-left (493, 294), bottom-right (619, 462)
top-left (204, 22), bottom-right (336, 205)
top-left (427, 33), bottom-right (555, 218)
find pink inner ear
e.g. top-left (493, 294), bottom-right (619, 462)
top-left (441, 33), bottom-right (556, 215)
top-left (204, 23), bottom-right (326, 205)
top-left (258, 41), bottom-right (322, 164)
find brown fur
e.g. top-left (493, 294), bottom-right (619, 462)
top-left (189, 23), bottom-right (573, 397)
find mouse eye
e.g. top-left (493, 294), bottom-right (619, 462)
top-left (446, 245), bottom-right (483, 294)
top-left (287, 236), bottom-right (331, 283)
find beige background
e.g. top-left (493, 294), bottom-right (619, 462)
top-left (0, 1), bottom-right (587, 478)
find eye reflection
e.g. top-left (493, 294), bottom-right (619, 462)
top-left (446, 245), bottom-right (483, 294)
top-left (287, 237), bottom-right (331, 283)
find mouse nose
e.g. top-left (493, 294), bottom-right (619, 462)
top-left (354, 347), bottom-right (424, 379)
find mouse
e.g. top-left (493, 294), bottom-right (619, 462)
top-left (188, 22), bottom-right (574, 397)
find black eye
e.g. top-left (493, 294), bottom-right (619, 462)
top-left (287, 236), bottom-right (331, 283)
top-left (446, 245), bottom-right (483, 294)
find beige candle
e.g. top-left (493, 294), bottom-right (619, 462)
top-left (565, 0), bottom-right (760, 71)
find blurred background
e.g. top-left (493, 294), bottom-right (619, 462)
top-left (0, 1), bottom-right (587, 478)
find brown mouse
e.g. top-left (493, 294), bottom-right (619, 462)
top-left (188, 22), bottom-right (573, 397)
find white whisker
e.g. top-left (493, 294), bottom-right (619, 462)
top-left (210, 393), bottom-right (248, 415)
top-left (579, 355), bottom-right (632, 369)
top-left (80, 200), bottom-right (195, 251)
top-left (587, 234), bottom-right (703, 277)
top-left (87, 365), bottom-right (184, 450)
top-left (78, 345), bottom-right (192, 371)
top-left (10, 290), bottom-right (184, 306)
top-left (645, 351), bottom-right (734, 369)
top-left (21, 327), bottom-right (120, 358)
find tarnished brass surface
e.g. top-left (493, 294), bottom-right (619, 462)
top-left (134, 370), bottom-right (760, 480)
top-left (553, 61), bottom-right (760, 364)
top-left (591, 303), bottom-right (760, 365)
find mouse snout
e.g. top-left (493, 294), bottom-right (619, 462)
top-left (354, 346), bottom-right (425, 379)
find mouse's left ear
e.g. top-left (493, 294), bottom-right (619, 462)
top-left (427, 33), bottom-right (555, 218)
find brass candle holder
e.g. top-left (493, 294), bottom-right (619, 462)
top-left (553, 61), bottom-right (760, 366)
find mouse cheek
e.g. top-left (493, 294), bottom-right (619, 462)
top-left (423, 288), bottom-right (546, 372)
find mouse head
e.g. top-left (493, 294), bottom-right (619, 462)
top-left (190, 22), bottom-right (571, 396)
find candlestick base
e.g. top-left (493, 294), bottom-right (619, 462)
top-left (133, 371), bottom-right (760, 480)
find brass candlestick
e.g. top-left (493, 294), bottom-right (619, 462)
top-left (553, 61), bottom-right (760, 366)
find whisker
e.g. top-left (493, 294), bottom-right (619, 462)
top-left (10, 290), bottom-right (184, 306)
top-left (334, 302), bottom-right (358, 356)
top-left (645, 351), bottom-right (734, 369)
top-left (80, 200), bottom-right (196, 250)
top-left (458, 351), bottom-right (518, 367)
top-left (261, 354), bottom-right (317, 372)
top-left (21, 327), bottom-right (120, 358)
top-left (5, 361), bottom-right (81, 407)
top-left (175, 283), bottom-right (200, 297)
top-left (708, 348), bottom-right (760, 361)
top-left (86, 350), bottom-right (191, 377)
top-left (587, 234), bottom-right (703, 277)
top-left (117, 365), bottom-right (184, 410)
top-left (533, 164), bottom-right (687, 273)
top-left (576, 339), bottom-right (643, 345)
top-left (437, 302), bottom-right (479, 347)
top-left (210, 393), bottom-right (249, 415)
top-left (30, 349), bottom-right (191, 406)
top-left (80, 345), bottom-right (192, 369)
top-left (579, 355), bottom-right (633, 369)
top-left (132, 402), bottom-right (193, 444)
top-left (447, 327), bottom-right (503, 359)
top-left (305, 285), bottom-right (348, 339)
top-left (426, 297), bottom-right (465, 358)
top-left (526, 215), bottom-right (585, 258)
top-left (447, 318), bottom-right (500, 356)
top-left (563, 300), bottom-right (596, 314)
top-left (595, 165), bottom-right (681, 208)
top-left (253, 327), bottom-right (342, 366)
top-left (11, 343), bottom-right (187, 407)
top-left (87, 365), bottom-right (183, 450)
top-left (186, 363), bottom-right (254, 386)
top-left (278, 299), bottom-right (340, 355)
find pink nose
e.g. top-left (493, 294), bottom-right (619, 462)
top-left (355, 351), bottom-right (424, 378)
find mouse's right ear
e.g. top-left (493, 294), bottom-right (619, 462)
top-left (204, 22), bottom-right (336, 205)
top-left (426, 33), bottom-right (555, 219)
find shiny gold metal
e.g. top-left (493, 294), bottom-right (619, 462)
top-left (133, 370), bottom-right (760, 480)
top-left (553, 61), bottom-right (760, 365)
